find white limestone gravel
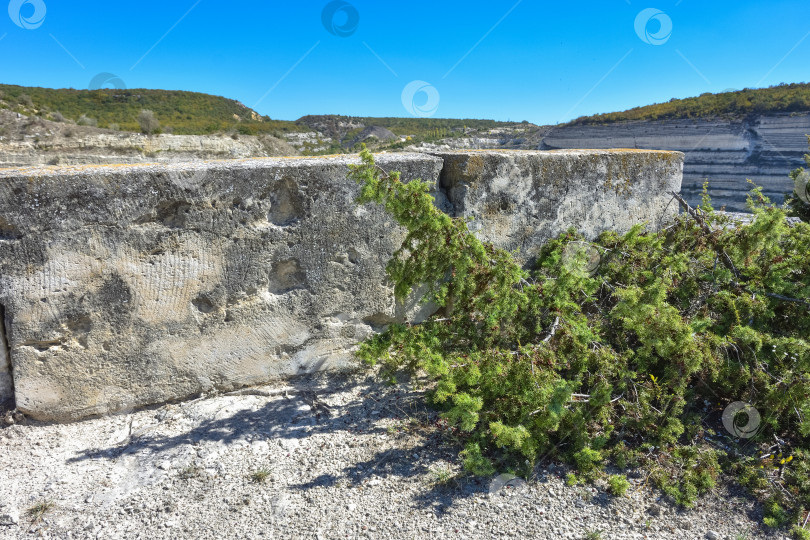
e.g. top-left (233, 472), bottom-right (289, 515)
top-left (0, 369), bottom-right (791, 539)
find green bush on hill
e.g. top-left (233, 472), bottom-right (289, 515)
top-left (349, 146), bottom-right (810, 534)
top-left (137, 109), bottom-right (160, 135)
top-left (572, 83), bottom-right (810, 125)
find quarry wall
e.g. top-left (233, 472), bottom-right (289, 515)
top-left (541, 113), bottom-right (810, 212)
top-left (0, 149), bottom-right (683, 421)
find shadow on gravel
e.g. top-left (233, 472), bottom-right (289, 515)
top-left (63, 370), bottom-right (485, 508)
top-left (66, 373), bottom-right (388, 458)
top-left (57, 370), bottom-right (773, 523)
top-left (291, 435), bottom-right (490, 511)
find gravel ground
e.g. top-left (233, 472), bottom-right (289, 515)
top-left (0, 369), bottom-right (789, 540)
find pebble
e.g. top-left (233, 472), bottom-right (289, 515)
top-left (0, 508), bottom-right (20, 525)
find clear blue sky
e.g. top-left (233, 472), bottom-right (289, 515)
top-left (1, 0), bottom-right (808, 124)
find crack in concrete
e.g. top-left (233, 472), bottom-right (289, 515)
top-left (0, 303), bottom-right (14, 407)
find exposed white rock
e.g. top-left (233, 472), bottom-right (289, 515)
top-left (0, 110), bottom-right (297, 168)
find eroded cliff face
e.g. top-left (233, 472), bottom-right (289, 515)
top-left (0, 110), bottom-right (297, 168)
top-left (0, 150), bottom-right (682, 421)
top-left (540, 113), bottom-right (810, 212)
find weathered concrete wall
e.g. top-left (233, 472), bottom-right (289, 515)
top-left (430, 150), bottom-right (683, 265)
top-left (0, 150), bottom-right (682, 421)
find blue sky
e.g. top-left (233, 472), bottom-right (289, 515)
top-left (1, 0), bottom-right (808, 124)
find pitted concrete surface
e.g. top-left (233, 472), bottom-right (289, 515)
top-left (0, 150), bottom-right (682, 420)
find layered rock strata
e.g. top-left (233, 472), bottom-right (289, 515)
top-left (540, 114), bottom-right (810, 212)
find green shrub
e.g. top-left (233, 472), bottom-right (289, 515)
top-left (607, 475), bottom-right (630, 497)
top-left (764, 497), bottom-right (790, 528)
top-left (573, 448), bottom-right (603, 477)
top-left (76, 114), bottom-right (97, 127)
top-left (137, 109), bottom-right (160, 135)
top-left (793, 526), bottom-right (810, 540)
top-left (349, 147), bottom-right (810, 525)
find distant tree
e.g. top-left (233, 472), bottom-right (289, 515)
top-left (76, 114), bottom-right (97, 127)
top-left (51, 111), bottom-right (65, 123)
top-left (786, 137), bottom-right (810, 221)
top-left (137, 109), bottom-right (160, 134)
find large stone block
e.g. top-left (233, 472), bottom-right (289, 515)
top-left (0, 149), bottom-right (683, 421)
top-left (428, 149), bottom-right (683, 265)
top-left (0, 155), bottom-right (444, 420)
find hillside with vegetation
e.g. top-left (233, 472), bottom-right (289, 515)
top-left (0, 84), bottom-right (527, 145)
top-left (296, 114), bottom-right (533, 154)
top-left (0, 83), bottom-right (306, 136)
top-left (571, 83), bottom-right (810, 125)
